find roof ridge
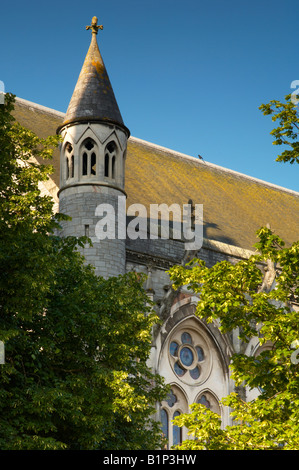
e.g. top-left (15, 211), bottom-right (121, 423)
top-left (15, 97), bottom-right (65, 118)
top-left (129, 136), bottom-right (299, 197)
top-left (14, 97), bottom-right (299, 198)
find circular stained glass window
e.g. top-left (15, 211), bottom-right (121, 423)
top-left (180, 347), bottom-right (194, 367)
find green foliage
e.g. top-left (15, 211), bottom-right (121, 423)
top-left (0, 95), bottom-right (167, 450)
top-left (259, 93), bottom-right (299, 164)
top-left (169, 227), bottom-right (299, 450)
top-left (168, 95), bottom-right (299, 449)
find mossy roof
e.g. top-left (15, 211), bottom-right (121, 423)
top-left (13, 98), bottom-right (299, 251)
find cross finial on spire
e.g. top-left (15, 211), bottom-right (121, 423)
top-left (86, 16), bottom-right (103, 35)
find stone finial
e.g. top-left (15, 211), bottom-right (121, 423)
top-left (86, 16), bottom-right (103, 35)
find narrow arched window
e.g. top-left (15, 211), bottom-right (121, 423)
top-left (81, 138), bottom-right (97, 177)
top-left (71, 155), bottom-right (74, 178)
top-left (91, 152), bottom-right (96, 176)
top-left (161, 409), bottom-right (169, 449)
top-left (111, 156), bottom-right (115, 179)
top-left (65, 142), bottom-right (73, 180)
top-left (82, 152), bottom-right (88, 175)
top-left (104, 141), bottom-right (117, 180)
top-left (104, 153), bottom-right (109, 178)
top-left (172, 411), bottom-right (182, 446)
top-left (66, 158), bottom-right (69, 180)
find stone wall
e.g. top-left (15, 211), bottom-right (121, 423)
top-left (59, 185), bottom-right (126, 278)
top-left (125, 235), bottom-right (253, 305)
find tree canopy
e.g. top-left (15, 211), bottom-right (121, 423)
top-left (259, 92), bottom-right (299, 164)
top-left (168, 93), bottom-right (299, 450)
top-left (0, 94), bottom-right (167, 450)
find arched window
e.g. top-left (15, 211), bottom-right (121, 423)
top-left (160, 312), bottom-right (228, 441)
top-left (111, 155), bottom-right (115, 179)
top-left (196, 391), bottom-right (221, 415)
top-left (104, 153), bottom-right (109, 178)
top-left (197, 394), bottom-right (211, 409)
top-left (65, 142), bottom-right (73, 180)
top-left (104, 141), bottom-right (117, 179)
top-left (91, 151), bottom-right (96, 176)
top-left (172, 411), bottom-right (182, 446)
top-left (160, 409), bottom-right (169, 449)
top-left (81, 138), bottom-right (97, 177)
top-left (160, 386), bottom-right (187, 449)
top-left (71, 155), bottom-right (74, 178)
top-left (66, 158), bottom-right (69, 180)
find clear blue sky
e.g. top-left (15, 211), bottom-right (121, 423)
top-left (1, 0), bottom-right (299, 191)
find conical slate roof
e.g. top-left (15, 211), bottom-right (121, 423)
top-left (58, 17), bottom-right (129, 135)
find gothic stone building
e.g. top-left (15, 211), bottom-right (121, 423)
top-left (12, 18), bottom-right (299, 447)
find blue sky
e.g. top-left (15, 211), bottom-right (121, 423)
top-left (1, 0), bottom-right (299, 191)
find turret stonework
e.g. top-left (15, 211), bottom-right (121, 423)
top-left (57, 17), bottom-right (129, 278)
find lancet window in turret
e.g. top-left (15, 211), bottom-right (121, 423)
top-left (104, 141), bottom-right (117, 179)
top-left (65, 143), bottom-right (74, 180)
top-left (81, 138), bottom-right (97, 177)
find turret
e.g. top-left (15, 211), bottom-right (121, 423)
top-left (57, 17), bottom-right (130, 278)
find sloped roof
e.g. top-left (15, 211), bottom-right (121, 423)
top-left (12, 98), bottom-right (299, 251)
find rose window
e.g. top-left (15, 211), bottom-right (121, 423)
top-left (168, 328), bottom-right (211, 385)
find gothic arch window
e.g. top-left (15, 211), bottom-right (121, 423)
top-left (111, 155), bottom-right (116, 179)
top-left (196, 391), bottom-right (221, 415)
top-left (160, 409), bottom-right (168, 448)
top-left (70, 155), bottom-right (74, 178)
top-left (158, 308), bottom-right (230, 436)
top-left (172, 410), bottom-right (182, 447)
top-left (160, 386), bottom-right (187, 449)
top-left (104, 141), bottom-right (117, 179)
top-left (81, 138), bottom-right (97, 177)
top-left (104, 153), bottom-right (109, 177)
top-left (65, 142), bottom-right (74, 180)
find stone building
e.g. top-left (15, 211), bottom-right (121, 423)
top-left (12, 17), bottom-right (299, 448)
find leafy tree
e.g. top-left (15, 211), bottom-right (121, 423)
top-left (168, 92), bottom-right (299, 450)
top-left (169, 228), bottom-right (299, 450)
top-left (259, 92), bottom-right (299, 164)
top-left (0, 94), bottom-right (167, 450)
